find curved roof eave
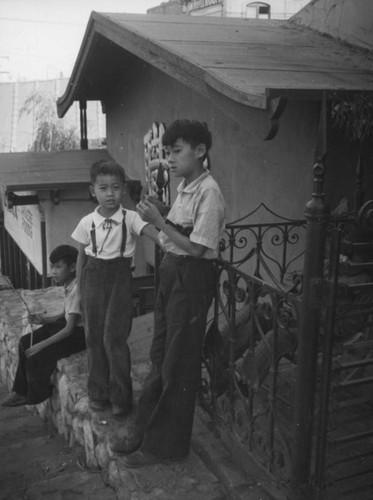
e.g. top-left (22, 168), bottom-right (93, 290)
top-left (57, 12), bottom-right (270, 118)
top-left (57, 12), bottom-right (373, 118)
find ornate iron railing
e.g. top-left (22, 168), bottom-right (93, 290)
top-left (200, 205), bottom-right (306, 483)
top-left (312, 222), bottom-right (373, 499)
top-left (220, 203), bottom-right (306, 290)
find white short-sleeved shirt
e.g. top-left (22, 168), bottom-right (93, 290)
top-left (71, 205), bottom-right (148, 260)
top-left (158, 172), bottom-right (226, 259)
top-left (64, 278), bottom-right (83, 327)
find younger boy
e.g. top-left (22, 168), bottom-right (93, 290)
top-left (72, 159), bottom-right (157, 417)
top-left (1, 245), bottom-right (85, 407)
top-left (110, 119), bottom-right (226, 466)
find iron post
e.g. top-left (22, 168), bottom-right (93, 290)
top-left (290, 159), bottom-right (329, 497)
top-left (39, 204), bottom-right (48, 288)
top-left (79, 100), bottom-right (88, 150)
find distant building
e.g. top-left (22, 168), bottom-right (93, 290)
top-left (148, 1), bottom-right (183, 14)
top-left (148, 0), bottom-right (310, 19)
top-left (0, 78), bottom-right (105, 153)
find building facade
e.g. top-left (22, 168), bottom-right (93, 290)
top-left (149, 0), bottom-right (310, 19)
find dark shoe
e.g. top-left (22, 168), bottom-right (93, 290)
top-left (112, 404), bottom-right (132, 417)
top-left (89, 399), bottom-right (110, 411)
top-left (122, 449), bottom-right (160, 468)
top-left (109, 430), bottom-right (143, 454)
top-left (1, 393), bottom-right (28, 407)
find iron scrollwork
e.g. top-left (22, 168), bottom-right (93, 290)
top-left (202, 205), bottom-right (305, 480)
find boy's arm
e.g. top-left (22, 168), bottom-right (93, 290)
top-left (76, 243), bottom-right (88, 296)
top-left (25, 313), bottom-right (80, 358)
top-left (29, 311), bottom-right (64, 325)
top-left (141, 224), bottom-right (168, 252)
top-left (141, 224), bottom-right (161, 245)
top-left (137, 200), bottom-right (207, 257)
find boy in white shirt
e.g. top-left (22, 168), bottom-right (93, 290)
top-left (110, 120), bottom-right (225, 466)
top-left (72, 159), bottom-right (157, 417)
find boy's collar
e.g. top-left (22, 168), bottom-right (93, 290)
top-left (92, 205), bottom-right (123, 225)
top-left (177, 171), bottom-right (210, 194)
top-left (64, 276), bottom-right (76, 293)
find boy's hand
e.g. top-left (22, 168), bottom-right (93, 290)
top-left (137, 200), bottom-right (164, 228)
top-left (145, 195), bottom-right (170, 216)
top-left (25, 342), bottom-right (45, 358)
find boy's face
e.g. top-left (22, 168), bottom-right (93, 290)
top-left (50, 260), bottom-right (75, 285)
top-left (90, 174), bottom-right (124, 214)
top-left (164, 139), bottom-right (206, 180)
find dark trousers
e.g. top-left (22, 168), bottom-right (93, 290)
top-left (12, 319), bottom-right (85, 404)
top-left (136, 253), bottom-right (216, 459)
top-left (81, 257), bottom-right (133, 408)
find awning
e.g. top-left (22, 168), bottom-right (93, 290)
top-left (57, 12), bottom-right (373, 116)
top-left (0, 149), bottom-right (111, 192)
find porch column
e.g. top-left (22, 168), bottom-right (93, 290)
top-left (79, 100), bottom-right (88, 150)
top-left (290, 159), bottom-right (329, 496)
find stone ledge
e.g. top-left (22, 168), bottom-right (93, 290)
top-left (0, 285), bottom-right (228, 499)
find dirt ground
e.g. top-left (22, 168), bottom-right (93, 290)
top-left (0, 384), bottom-right (116, 500)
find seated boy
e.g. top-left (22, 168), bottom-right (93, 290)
top-left (1, 245), bottom-right (86, 407)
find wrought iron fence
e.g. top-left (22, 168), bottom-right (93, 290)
top-left (200, 205), bottom-right (306, 484)
top-left (220, 203), bottom-right (306, 290)
top-left (312, 221), bottom-right (373, 499)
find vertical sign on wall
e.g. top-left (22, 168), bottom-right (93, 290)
top-left (144, 122), bottom-right (170, 206)
top-left (2, 190), bottom-right (43, 274)
top-left (143, 122), bottom-right (170, 289)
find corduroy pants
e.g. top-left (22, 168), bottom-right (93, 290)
top-left (136, 253), bottom-right (216, 459)
top-left (81, 256), bottom-right (133, 409)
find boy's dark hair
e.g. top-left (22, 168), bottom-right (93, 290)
top-left (162, 120), bottom-right (212, 154)
top-left (90, 159), bottom-right (126, 184)
top-left (49, 245), bottom-right (78, 266)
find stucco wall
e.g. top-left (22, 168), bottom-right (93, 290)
top-left (103, 60), bottom-right (373, 272)
top-left (291, 0), bottom-right (373, 51)
top-left (105, 63), bottom-right (319, 223)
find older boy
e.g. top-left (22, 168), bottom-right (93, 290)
top-left (111, 119), bottom-right (225, 466)
top-left (1, 245), bottom-right (85, 407)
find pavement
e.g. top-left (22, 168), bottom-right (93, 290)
top-left (0, 382), bottom-right (288, 500)
top-left (0, 306), bottom-right (287, 500)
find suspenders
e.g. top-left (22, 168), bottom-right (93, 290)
top-left (90, 209), bottom-right (127, 258)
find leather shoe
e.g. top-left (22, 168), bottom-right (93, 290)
top-left (1, 392), bottom-right (28, 407)
top-left (89, 399), bottom-right (110, 411)
top-left (112, 404), bottom-right (132, 417)
top-left (110, 431), bottom-right (143, 454)
top-left (122, 449), bottom-right (160, 468)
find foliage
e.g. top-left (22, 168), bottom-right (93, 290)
top-left (331, 92), bottom-right (373, 145)
top-left (19, 90), bottom-right (79, 152)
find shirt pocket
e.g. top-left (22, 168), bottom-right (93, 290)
top-left (174, 196), bottom-right (194, 227)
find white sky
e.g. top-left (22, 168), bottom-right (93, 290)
top-left (0, 0), bottom-right (163, 81)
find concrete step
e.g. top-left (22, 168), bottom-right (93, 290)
top-left (192, 411), bottom-right (287, 500)
top-left (0, 309), bottom-right (287, 500)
